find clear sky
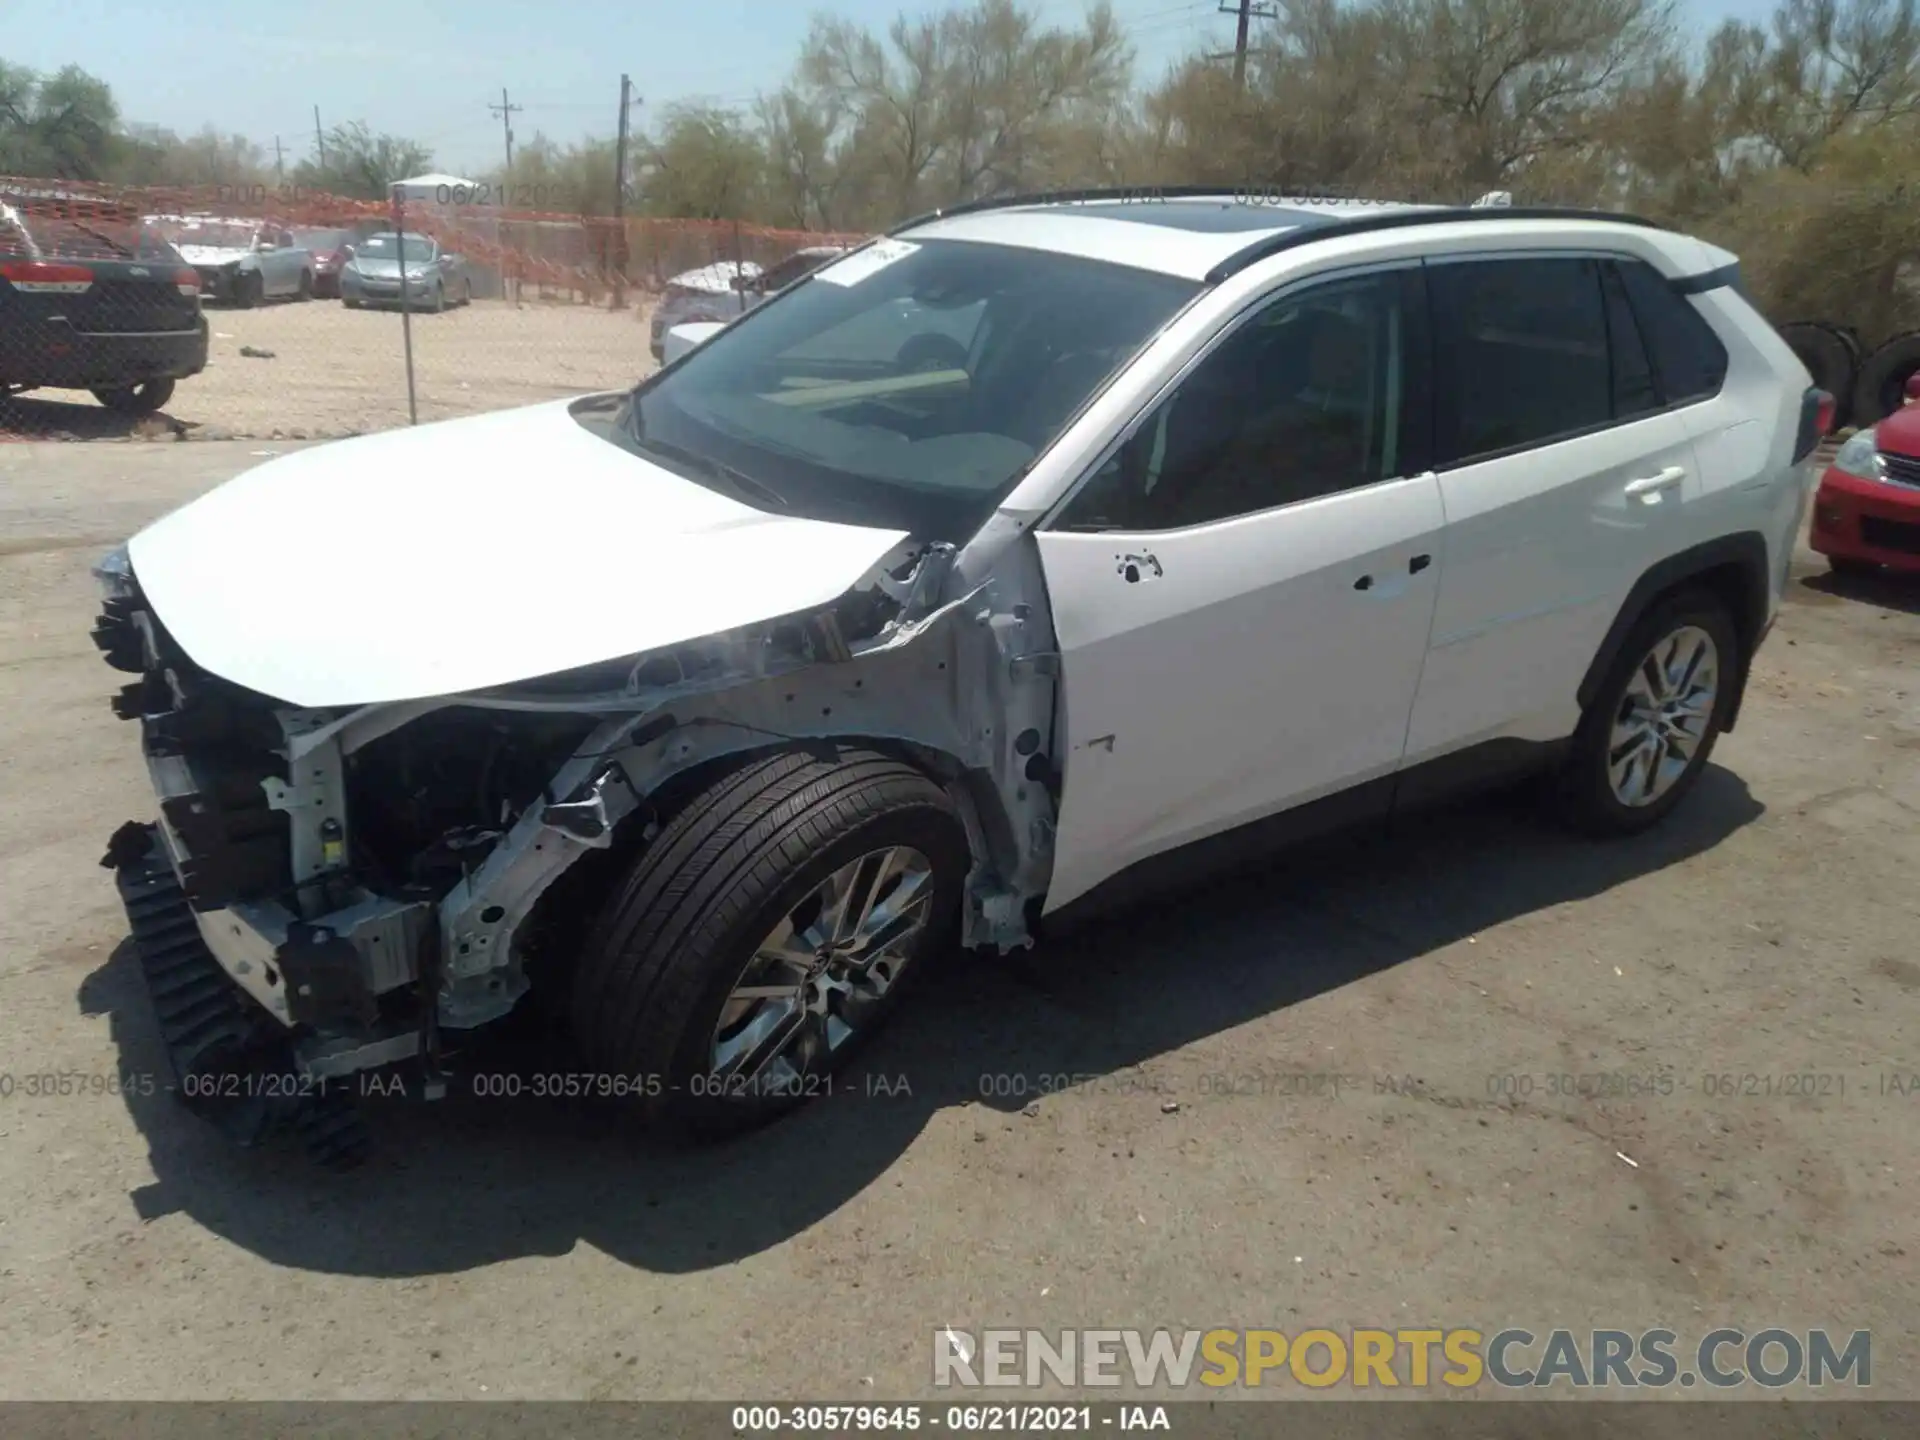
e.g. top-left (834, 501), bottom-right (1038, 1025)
top-left (7, 0), bottom-right (1781, 178)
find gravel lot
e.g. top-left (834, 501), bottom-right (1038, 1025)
top-left (0, 439), bottom-right (1916, 1405)
top-left (1, 295), bottom-right (661, 441)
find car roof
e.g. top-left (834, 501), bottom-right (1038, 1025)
top-left (895, 194), bottom-right (1697, 281)
top-left (897, 196), bottom-right (1431, 279)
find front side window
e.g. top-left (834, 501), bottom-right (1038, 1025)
top-left (1055, 269), bottom-right (1421, 532)
top-left (622, 240), bottom-right (1199, 540)
top-left (1431, 257), bottom-right (1612, 464)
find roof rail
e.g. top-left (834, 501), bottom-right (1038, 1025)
top-left (1204, 204), bottom-right (1667, 282)
top-left (887, 184), bottom-right (1407, 236)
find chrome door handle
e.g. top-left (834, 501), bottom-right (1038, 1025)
top-left (1624, 466), bottom-right (1687, 500)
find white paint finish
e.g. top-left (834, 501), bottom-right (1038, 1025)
top-left (1036, 475), bottom-right (1446, 911)
top-left (126, 400), bottom-right (909, 707)
top-left (903, 209), bottom-right (1296, 280)
top-left (662, 322), bottom-right (725, 364)
top-left (1403, 411), bottom-right (1701, 762)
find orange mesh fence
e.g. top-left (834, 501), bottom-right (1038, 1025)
top-left (2, 174), bottom-right (873, 440)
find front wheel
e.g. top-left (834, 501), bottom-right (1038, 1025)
top-left (569, 749), bottom-right (968, 1138)
top-left (430, 282), bottom-right (445, 313)
top-left (92, 379), bottom-right (176, 415)
top-left (236, 272), bottom-right (264, 308)
top-left (1554, 591), bottom-right (1738, 836)
top-left (296, 270), bottom-right (313, 301)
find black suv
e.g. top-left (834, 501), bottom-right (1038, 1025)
top-left (1, 195), bottom-right (210, 415)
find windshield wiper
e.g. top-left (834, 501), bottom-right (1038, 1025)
top-left (629, 424), bottom-right (789, 511)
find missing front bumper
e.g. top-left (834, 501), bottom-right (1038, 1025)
top-left (105, 822), bottom-right (390, 1168)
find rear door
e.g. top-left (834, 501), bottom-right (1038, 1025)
top-left (1401, 255), bottom-right (1703, 764)
top-left (1035, 265), bottom-right (1444, 911)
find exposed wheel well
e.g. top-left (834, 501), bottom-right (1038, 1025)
top-left (1577, 535), bottom-right (1771, 734)
top-left (513, 735), bottom-right (1003, 999)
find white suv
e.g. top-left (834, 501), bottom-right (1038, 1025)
top-left (94, 191), bottom-right (1825, 1163)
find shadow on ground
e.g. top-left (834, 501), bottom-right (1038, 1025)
top-left (1797, 564), bottom-right (1920, 617)
top-left (2, 394), bottom-right (192, 441)
top-left (81, 768), bottom-right (1763, 1277)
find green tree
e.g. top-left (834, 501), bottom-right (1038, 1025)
top-left (290, 121), bottom-right (433, 201)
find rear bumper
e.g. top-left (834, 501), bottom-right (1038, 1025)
top-left (1, 316), bottom-right (208, 390)
top-left (1811, 466), bottom-right (1920, 572)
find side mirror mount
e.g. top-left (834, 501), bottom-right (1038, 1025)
top-left (663, 321), bottom-right (726, 365)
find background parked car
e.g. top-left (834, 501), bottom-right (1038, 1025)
top-left (1, 196), bottom-right (208, 415)
top-left (648, 260), bottom-right (763, 361)
top-left (648, 247), bottom-right (855, 360)
top-left (339, 232), bottom-right (470, 311)
top-left (145, 216), bottom-right (314, 307)
top-left (292, 222), bottom-right (383, 299)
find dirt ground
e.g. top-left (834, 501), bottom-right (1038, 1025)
top-left (0, 439), bottom-right (1916, 1403)
top-left (1, 294), bottom-right (661, 441)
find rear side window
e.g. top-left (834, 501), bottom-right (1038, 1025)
top-left (1430, 257), bottom-right (1612, 463)
top-left (1614, 259), bottom-right (1728, 404)
top-left (1601, 263), bottom-right (1661, 421)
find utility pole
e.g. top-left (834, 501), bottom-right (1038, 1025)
top-left (274, 136), bottom-right (285, 180)
top-left (313, 106), bottom-right (326, 168)
top-left (611, 74), bottom-right (633, 309)
top-left (1217, 0), bottom-right (1276, 90)
top-left (488, 87), bottom-right (523, 171)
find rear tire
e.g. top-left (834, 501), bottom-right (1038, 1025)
top-left (92, 379), bottom-right (175, 415)
top-left (236, 272), bottom-right (264, 309)
top-left (569, 748), bottom-right (968, 1138)
top-left (1853, 331), bottom-right (1920, 426)
top-left (1554, 590), bottom-right (1739, 837)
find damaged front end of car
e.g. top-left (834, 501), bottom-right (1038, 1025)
top-left (92, 530), bottom-right (1062, 1166)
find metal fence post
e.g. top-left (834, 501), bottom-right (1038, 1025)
top-left (390, 182), bottom-right (418, 425)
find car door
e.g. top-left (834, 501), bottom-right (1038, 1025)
top-left (1400, 255), bottom-right (1704, 765)
top-left (1034, 265), bottom-right (1445, 912)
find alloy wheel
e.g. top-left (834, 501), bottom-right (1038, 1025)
top-left (1607, 624), bottom-right (1719, 807)
top-left (710, 845), bottom-right (935, 1091)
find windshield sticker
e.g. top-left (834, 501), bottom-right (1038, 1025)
top-left (814, 239), bottom-right (919, 287)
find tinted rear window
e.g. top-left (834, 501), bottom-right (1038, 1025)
top-left (1615, 259), bottom-right (1729, 404)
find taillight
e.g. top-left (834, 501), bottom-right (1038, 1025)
top-left (0, 259), bottom-right (94, 293)
top-left (1794, 387), bottom-right (1832, 463)
top-left (173, 267), bottom-right (200, 297)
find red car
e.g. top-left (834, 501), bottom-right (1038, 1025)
top-left (1811, 372), bottom-right (1920, 575)
top-left (292, 225), bottom-right (380, 300)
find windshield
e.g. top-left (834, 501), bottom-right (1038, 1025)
top-left (3, 212), bottom-right (183, 261)
top-left (627, 239), bottom-right (1198, 539)
top-left (356, 233), bottom-right (436, 260)
top-left (158, 219), bottom-right (256, 249)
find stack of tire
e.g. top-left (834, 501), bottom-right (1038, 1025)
top-left (1779, 323), bottom-right (1920, 432)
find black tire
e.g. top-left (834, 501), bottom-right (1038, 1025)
top-left (430, 282), bottom-right (445, 314)
top-left (91, 378), bottom-right (176, 415)
top-left (343, 297), bottom-right (361, 309)
top-left (569, 748), bottom-right (968, 1138)
top-left (1779, 322), bottom-right (1856, 428)
top-left (1554, 590), bottom-right (1739, 837)
top-left (296, 269), bottom-right (313, 301)
top-left (236, 271), bottom-right (264, 309)
top-left (1853, 331), bottom-right (1920, 426)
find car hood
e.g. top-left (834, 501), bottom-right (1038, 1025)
top-left (126, 399), bottom-right (912, 707)
top-left (176, 244), bottom-right (251, 265)
top-left (348, 258), bottom-right (425, 278)
top-left (1874, 404), bottom-right (1920, 457)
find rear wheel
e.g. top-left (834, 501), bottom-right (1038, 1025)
top-left (1554, 591), bottom-right (1738, 836)
top-left (237, 271), bottom-right (264, 308)
top-left (91, 379), bottom-right (176, 415)
top-left (569, 748), bottom-right (968, 1137)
